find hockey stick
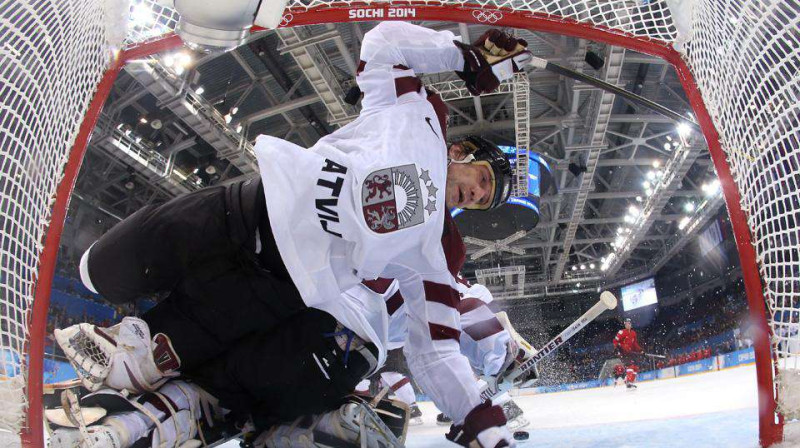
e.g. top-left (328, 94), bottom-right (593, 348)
top-left (480, 291), bottom-right (618, 401)
top-left (644, 353), bottom-right (667, 359)
top-left (523, 56), bottom-right (700, 131)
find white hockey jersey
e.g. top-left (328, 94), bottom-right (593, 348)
top-left (254, 22), bottom-right (483, 423)
top-left (379, 279), bottom-right (511, 376)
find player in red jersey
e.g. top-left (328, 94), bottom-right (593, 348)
top-left (612, 363), bottom-right (626, 387)
top-left (613, 318), bottom-right (643, 389)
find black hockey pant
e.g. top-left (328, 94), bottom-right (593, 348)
top-left (188, 307), bottom-right (379, 429)
top-left (83, 178), bottom-right (307, 371)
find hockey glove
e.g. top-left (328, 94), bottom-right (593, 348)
top-left (446, 400), bottom-right (514, 447)
top-left (454, 29), bottom-right (532, 95)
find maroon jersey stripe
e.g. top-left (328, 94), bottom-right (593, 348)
top-left (423, 281), bottom-right (459, 309)
top-left (389, 377), bottom-right (411, 393)
top-left (457, 297), bottom-right (485, 315)
top-left (363, 277), bottom-right (394, 294)
top-left (386, 290), bottom-right (405, 316)
top-left (430, 323), bottom-right (460, 341)
top-left (463, 318), bottom-right (504, 341)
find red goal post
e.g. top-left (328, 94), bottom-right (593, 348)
top-left (1, 1), bottom-right (796, 447)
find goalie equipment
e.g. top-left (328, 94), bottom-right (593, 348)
top-left (454, 29), bottom-right (531, 95)
top-left (257, 395), bottom-right (409, 448)
top-left (453, 136), bottom-right (513, 210)
top-left (55, 317), bottom-right (181, 395)
top-left (50, 425), bottom-right (123, 448)
top-left (48, 381), bottom-right (217, 448)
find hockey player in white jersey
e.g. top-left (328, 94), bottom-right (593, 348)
top-left (363, 278), bottom-right (536, 431)
top-left (56, 21), bottom-right (531, 448)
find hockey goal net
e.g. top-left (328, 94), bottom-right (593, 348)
top-left (0, 0), bottom-right (797, 446)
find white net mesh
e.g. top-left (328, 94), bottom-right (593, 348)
top-left (1, 0), bottom-right (798, 443)
top-left (682, 1), bottom-right (800, 419)
top-left (0, 0), bottom-right (113, 435)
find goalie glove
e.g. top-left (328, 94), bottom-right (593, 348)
top-left (454, 29), bottom-right (532, 95)
top-left (445, 400), bottom-right (514, 448)
top-left (55, 317), bottom-right (180, 395)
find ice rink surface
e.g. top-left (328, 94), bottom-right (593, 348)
top-left (407, 365), bottom-right (761, 447)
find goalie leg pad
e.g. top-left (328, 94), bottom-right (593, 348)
top-left (50, 425), bottom-right (123, 448)
top-left (258, 396), bottom-right (409, 448)
top-left (51, 381), bottom-right (216, 448)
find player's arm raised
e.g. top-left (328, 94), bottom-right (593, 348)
top-left (358, 22), bottom-right (530, 106)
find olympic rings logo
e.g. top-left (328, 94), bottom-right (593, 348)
top-left (472, 9), bottom-right (503, 23)
top-left (280, 13), bottom-right (294, 27)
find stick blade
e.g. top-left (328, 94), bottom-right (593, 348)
top-left (600, 291), bottom-right (618, 310)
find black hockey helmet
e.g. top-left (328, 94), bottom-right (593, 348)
top-left (455, 135), bottom-right (513, 210)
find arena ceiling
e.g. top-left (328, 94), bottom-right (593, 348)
top-left (66, 21), bottom-right (726, 301)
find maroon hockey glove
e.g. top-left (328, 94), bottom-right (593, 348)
top-left (445, 400), bottom-right (513, 447)
top-left (454, 29), bottom-right (531, 95)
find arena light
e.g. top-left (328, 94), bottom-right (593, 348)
top-left (580, 264), bottom-right (586, 270)
top-left (647, 171), bottom-right (656, 180)
top-left (636, 196), bottom-right (643, 203)
top-left (231, 107), bottom-right (239, 115)
top-left (131, 4), bottom-right (154, 28)
top-left (572, 266), bottom-right (578, 271)
top-left (589, 263), bottom-right (596, 269)
top-left (643, 180), bottom-right (651, 189)
top-left (224, 114), bottom-right (232, 124)
top-left (652, 160), bottom-right (662, 168)
top-left (177, 52), bottom-right (192, 67)
top-left (139, 117), bottom-right (147, 124)
top-left (235, 124), bottom-right (243, 133)
top-left (684, 202), bottom-right (696, 212)
top-left (664, 142), bottom-right (672, 151)
top-left (195, 86), bottom-right (205, 95)
top-left (677, 122), bottom-right (692, 137)
top-left (702, 180), bottom-right (721, 196)
top-left (628, 205), bottom-right (640, 216)
top-left (678, 216), bottom-right (691, 230)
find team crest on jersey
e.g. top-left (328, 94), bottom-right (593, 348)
top-left (362, 164), bottom-right (438, 233)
